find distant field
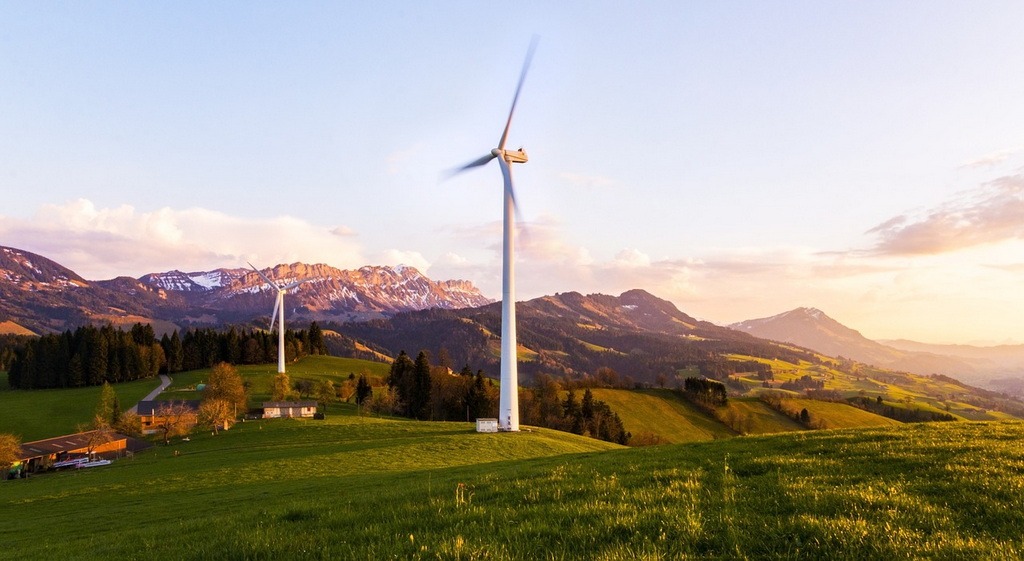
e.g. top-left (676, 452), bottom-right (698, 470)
top-left (2, 416), bottom-right (1022, 559)
top-left (0, 356), bottom-right (391, 440)
top-left (587, 388), bottom-right (734, 443)
top-left (0, 377), bottom-right (160, 441)
top-left (721, 397), bottom-right (806, 434)
top-left (779, 398), bottom-right (903, 429)
top-left (161, 355), bottom-right (391, 406)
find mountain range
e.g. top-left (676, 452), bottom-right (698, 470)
top-left (730, 307), bottom-right (1024, 390)
top-left (337, 288), bottom-right (821, 385)
top-left (3, 244), bottom-right (1023, 393)
top-left (0, 245), bottom-right (491, 334)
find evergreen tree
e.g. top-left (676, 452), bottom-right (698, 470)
top-left (412, 351), bottom-right (433, 420)
top-left (224, 327), bottom-right (242, 365)
top-left (168, 331), bottom-right (184, 373)
top-left (387, 351), bottom-right (416, 416)
top-left (87, 330), bottom-right (108, 386)
top-left (308, 322), bottom-right (326, 355)
top-left (563, 389), bottom-right (583, 434)
top-left (355, 375), bottom-right (372, 406)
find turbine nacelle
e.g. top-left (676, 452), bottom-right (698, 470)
top-left (494, 147), bottom-right (528, 164)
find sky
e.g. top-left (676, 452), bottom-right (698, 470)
top-left (3, 1), bottom-right (1024, 345)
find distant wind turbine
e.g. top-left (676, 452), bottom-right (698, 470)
top-left (449, 38), bottom-right (538, 432)
top-left (248, 262), bottom-right (307, 375)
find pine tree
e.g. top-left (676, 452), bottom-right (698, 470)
top-left (168, 331), bottom-right (184, 372)
top-left (308, 322), bottom-right (326, 355)
top-left (412, 351), bottom-right (433, 420)
top-left (387, 351), bottom-right (416, 416)
top-left (355, 375), bottom-right (372, 406)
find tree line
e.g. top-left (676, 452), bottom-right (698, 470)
top-left (381, 351), bottom-right (630, 445)
top-left (521, 374), bottom-right (631, 444)
top-left (384, 350), bottom-right (500, 423)
top-left (6, 322), bottom-right (329, 389)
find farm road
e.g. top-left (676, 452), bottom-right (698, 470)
top-left (128, 374), bottom-right (171, 413)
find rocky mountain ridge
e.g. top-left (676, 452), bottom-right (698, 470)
top-left (0, 245), bottom-right (492, 334)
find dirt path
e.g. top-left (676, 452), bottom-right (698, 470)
top-left (128, 374), bottom-right (172, 413)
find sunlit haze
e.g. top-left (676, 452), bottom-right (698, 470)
top-left (3, 2), bottom-right (1024, 344)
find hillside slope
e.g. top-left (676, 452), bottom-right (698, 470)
top-left (2, 418), bottom-right (1021, 559)
top-left (731, 307), bottom-right (978, 378)
top-left (339, 290), bottom-right (820, 385)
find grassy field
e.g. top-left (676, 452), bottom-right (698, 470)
top-left (2, 415), bottom-right (1022, 559)
top-left (0, 377), bottom-right (160, 441)
top-left (0, 356), bottom-right (390, 441)
top-left (160, 355), bottom-right (391, 405)
top-left (587, 388), bottom-right (735, 443)
top-left (776, 398), bottom-right (904, 429)
top-left (720, 397), bottom-right (806, 434)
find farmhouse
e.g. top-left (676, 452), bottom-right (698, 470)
top-left (15, 430), bottom-right (148, 475)
top-left (262, 401), bottom-right (318, 418)
top-left (136, 400), bottom-right (201, 434)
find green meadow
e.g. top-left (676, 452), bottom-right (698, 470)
top-left (2, 414), bottom-right (1022, 559)
top-left (0, 377), bottom-right (159, 441)
top-left (160, 355), bottom-right (391, 406)
top-left (0, 356), bottom-right (390, 441)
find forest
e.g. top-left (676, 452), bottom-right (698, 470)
top-left (6, 323), bottom-right (329, 389)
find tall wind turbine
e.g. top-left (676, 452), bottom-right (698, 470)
top-left (248, 263), bottom-right (307, 374)
top-left (451, 39), bottom-right (537, 432)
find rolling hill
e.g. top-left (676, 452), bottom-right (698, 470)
top-left (1, 411), bottom-right (1021, 559)
top-left (337, 289), bottom-right (821, 386)
top-left (730, 307), bottom-right (986, 381)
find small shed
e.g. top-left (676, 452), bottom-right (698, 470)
top-left (476, 418), bottom-right (499, 433)
top-left (262, 401), bottom-right (318, 419)
top-left (136, 400), bottom-right (201, 435)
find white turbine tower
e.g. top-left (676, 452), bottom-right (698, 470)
top-left (451, 39), bottom-right (537, 432)
top-left (248, 263), bottom-right (307, 374)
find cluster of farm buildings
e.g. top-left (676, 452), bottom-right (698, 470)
top-left (6, 400), bottom-right (318, 479)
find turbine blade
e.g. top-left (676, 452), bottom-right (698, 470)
top-left (270, 296), bottom-right (281, 332)
top-left (248, 262), bottom-right (276, 288)
top-left (498, 36), bottom-right (539, 151)
top-left (446, 153), bottom-right (497, 179)
top-left (282, 278), bottom-right (308, 290)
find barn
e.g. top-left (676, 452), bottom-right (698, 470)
top-left (14, 430), bottom-right (149, 476)
top-left (262, 401), bottom-right (318, 418)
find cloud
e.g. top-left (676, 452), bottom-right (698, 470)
top-left (374, 249), bottom-right (432, 272)
top-left (0, 199), bottom-right (367, 279)
top-left (959, 146), bottom-right (1024, 169)
top-left (867, 173), bottom-right (1024, 255)
top-left (331, 225), bottom-right (358, 237)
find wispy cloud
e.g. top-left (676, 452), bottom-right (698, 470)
top-left (866, 174), bottom-right (1024, 255)
top-left (959, 146), bottom-right (1024, 169)
top-left (0, 199), bottom-right (367, 279)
